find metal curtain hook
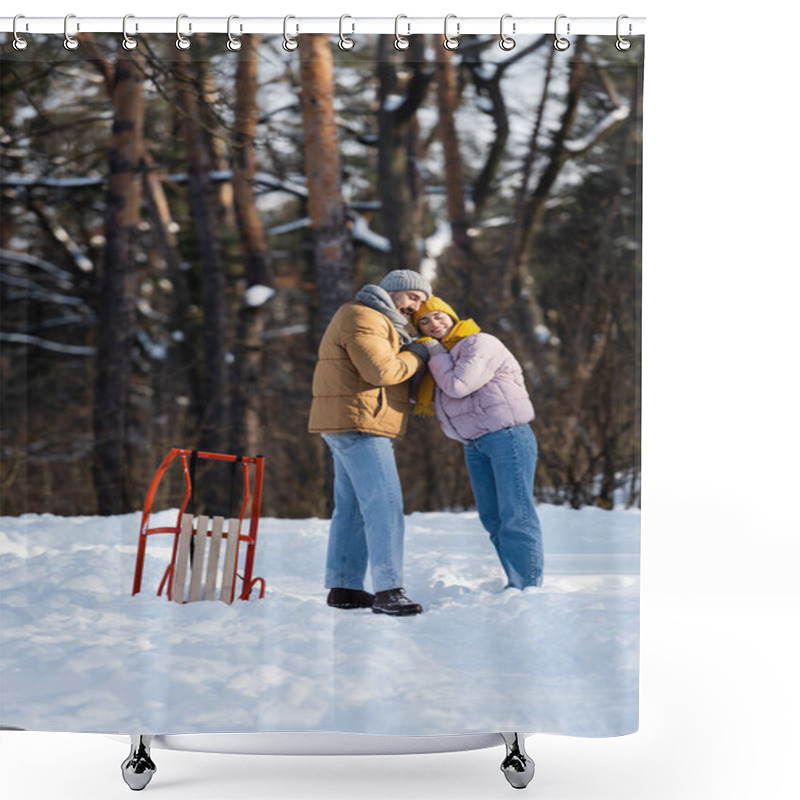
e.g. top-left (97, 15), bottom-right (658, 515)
top-left (394, 15), bottom-right (410, 51)
top-left (12, 14), bottom-right (29, 51)
top-left (282, 15), bottom-right (299, 51)
top-left (616, 15), bottom-right (632, 51)
top-left (499, 14), bottom-right (516, 51)
top-left (227, 15), bottom-right (242, 51)
top-left (553, 14), bottom-right (570, 51)
top-left (443, 14), bottom-right (460, 51)
top-left (175, 14), bottom-right (191, 50)
top-left (122, 14), bottom-right (138, 50)
top-left (339, 14), bottom-right (355, 50)
top-left (63, 14), bottom-right (79, 50)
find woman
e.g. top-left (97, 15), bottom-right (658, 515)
top-left (410, 297), bottom-right (544, 589)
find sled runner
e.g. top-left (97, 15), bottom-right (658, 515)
top-left (131, 448), bottom-right (266, 603)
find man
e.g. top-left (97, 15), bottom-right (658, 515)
top-left (309, 270), bottom-right (432, 616)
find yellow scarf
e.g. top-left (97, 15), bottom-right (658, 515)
top-left (413, 318), bottom-right (481, 416)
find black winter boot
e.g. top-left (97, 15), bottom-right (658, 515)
top-left (327, 588), bottom-right (375, 609)
top-left (372, 588), bottom-right (423, 616)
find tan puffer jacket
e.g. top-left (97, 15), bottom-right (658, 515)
top-left (308, 302), bottom-right (422, 437)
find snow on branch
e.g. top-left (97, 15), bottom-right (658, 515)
top-left (0, 249), bottom-right (74, 283)
top-left (29, 201), bottom-right (94, 274)
top-left (383, 94), bottom-right (405, 113)
top-left (1, 170), bottom-right (309, 199)
top-left (563, 106), bottom-right (631, 155)
top-left (265, 217), bottom-right (310, 236)
top-left (0, 174), bottom-right (106, 189)
top-left (245, 285), bottom-right (276, 307)
top-left (350, 211), bottom-right (391, 252)
top-left (30, 312), bottom-right (90, 331)
top-left (0, 332), bottom-right (95, 356)
top-left (239, 172), bottom-right (308, 198)
top-left (264, 210), bottom-right (391, 255)
top-left (0, 272), bottom-right (88, 309)
top-left (263, 324), bottom-right (309, 341)
top-left (135, 330), bottom-right (168, 361)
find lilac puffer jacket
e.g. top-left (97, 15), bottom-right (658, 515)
top-left (426, 332), bottom-right (535, 444)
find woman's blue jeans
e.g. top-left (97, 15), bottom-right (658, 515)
top-left (321, 433), bottom-right (405, 593)
top-left (463, 425), bottom-right (544, 588)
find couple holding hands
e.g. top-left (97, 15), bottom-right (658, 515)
top-left (308, 270), bottom-right (543, 617)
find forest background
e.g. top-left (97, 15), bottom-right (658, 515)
top-left (0, 31), bottom-right (642, 517)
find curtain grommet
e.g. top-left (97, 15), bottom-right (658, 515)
top-left (121, 14), bottom-right (138, 50)
top-left (283, 15), bottom-right (299, 51)
top-left (443, 14), bottom-right (460, 51)
top-left (175, 14), bottom-right (191, 50)
top-left (63, 14), bottom-right (80, 51)
top-left (553, 14), bottom-right (570, 51)
top-left (338, 15), bottom-right (355, 51)
top-left (227, 15), bottom-right (242, 51)
top-left (394, 15), bottom-right (411, 51)
top-left (12, 14), bottom-right (29, 51)
top-left (499, 14), bottom-right (516, 51)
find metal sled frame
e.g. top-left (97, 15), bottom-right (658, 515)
top-left (131, 448), bottom-right (266, 603)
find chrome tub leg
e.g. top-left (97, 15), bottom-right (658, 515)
top-left (500, 732), bottom-right (535, 789)
top-left (121, 735), bottom-right (157, 791)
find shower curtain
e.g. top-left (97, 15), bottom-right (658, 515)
top-left (0, 21), bottom-right (643, 739)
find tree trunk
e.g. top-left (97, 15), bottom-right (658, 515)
top-left (377, 36), bottom-right (432, 272)
top-left (299, 34), bottom-right (355, 337)
top-left (175, 52), bottom-right (228, 459)
top-left (92, 51), bottom-right (145, 514)
top-left (196, 54), bottom-right (236, 229)
top-left (435, 49), bottom-right (476, 311)
top-left (230, 34), bottom-right (273, 457)
top-left (299, 34), bottom-right (356, 515)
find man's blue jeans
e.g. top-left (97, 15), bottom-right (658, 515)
top-left (463, 425), bottom-right (544, 588)
top-left (321, 432), bottom-right (405, 593)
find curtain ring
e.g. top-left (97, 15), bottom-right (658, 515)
top-left (499, 14), bottom-right (516, 51)
top-left (175, 14), bottom-right (191, 50)
top-left (553, 14), bottom-right (570, 51)
top-left (616, 15), bottom-right (632, 51)
top-left (12, 15), bottom-right (29, 51)
top-left (121, 14), bottom-right (138, 50)
top-left (283, 15), bottom-right (299, 51)
top-left (63, 14), bottom-right (80, 50)
top-left (339, 15), bottom-right (355, 50)
top-left (394, 15), bottom-right (410, 51)
top-left (227, 15), bottom-right (242, 51)
top-left (443, 14), bottom-right (460, 51)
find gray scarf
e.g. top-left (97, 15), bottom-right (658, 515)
top-left (355, 284), bottom-right (415, 344)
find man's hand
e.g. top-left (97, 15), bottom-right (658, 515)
top-left (402, 340), bottom-right (432, 363)
top-left (403, 338), bottom-right (447, 362)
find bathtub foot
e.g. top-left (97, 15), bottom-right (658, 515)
top-left (121, 735), bottom-right (157, 791)
top-left (500, 733), bottom-right (535, 789)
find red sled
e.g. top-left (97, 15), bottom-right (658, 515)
top-left (132, 448), bottom-right (266, 603)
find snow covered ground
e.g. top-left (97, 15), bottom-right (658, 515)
top-left (0, 505), bottom-right (639, 737)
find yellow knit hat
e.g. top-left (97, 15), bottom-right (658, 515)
top-left (411, 296), bottom-right (459, 329)
top-left (410, 297), bottom-right (481, 417)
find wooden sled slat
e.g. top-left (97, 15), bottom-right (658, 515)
top-left (220, 518), bottom-right (240, 605)
top-left (187, 515), bottom-right (209, 602)
top-left (172, 514), bottom-right (196, 603)
top-left (203, 516), bottom-right (224, 601)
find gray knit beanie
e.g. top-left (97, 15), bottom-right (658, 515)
top-left (379, 269), bottom-right (432, 299)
